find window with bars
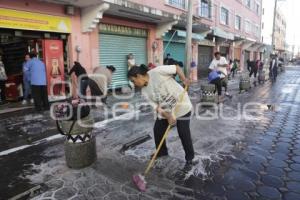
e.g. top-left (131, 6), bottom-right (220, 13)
top-left (255, 25), bottom-right (260, 37)
top-left (255, 2), bottom-right (260, 15)
top-left (245, 0), bottom-right (251, 8)
top-left (199, 0), bottom-right (211, 18)
top-left (235, 15), bottom-right (241, 30)
top-left (245, 20), bottom-right (251, 33)
top-left (168, 0), bottom-right (186, 9)
top-left (220, 7), bottom-right (229, 25)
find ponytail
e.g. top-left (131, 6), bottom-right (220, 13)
top-left (128, 64), bottom-right (148, 78)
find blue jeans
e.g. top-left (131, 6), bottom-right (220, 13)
top-left (23, 79), bottom-right (31, 100)
top-left (79, 78), bottom-right (89, 98)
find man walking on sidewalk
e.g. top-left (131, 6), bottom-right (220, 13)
top-left (22, 53), bottom-right (33, 104)
top-left (28, 52), bottom-right (49, 111)
top-left (269, 54), bottom-right (278, 82)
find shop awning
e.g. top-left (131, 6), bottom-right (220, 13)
top-left (212, 27), bottom-right (234, 40)
top-left (177, 30), bottom-right (205, 41)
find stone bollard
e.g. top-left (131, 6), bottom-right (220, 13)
top-left (239, 74), bottom-right (251, 93)
top-left (200, 83), bottom-right (216, 103)
top-left (57, 115), bottom-right (97, 169)
top-left (258, 71), bottom-right (266, 84)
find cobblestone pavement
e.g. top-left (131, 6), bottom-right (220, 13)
top-left (3, 67), bottom-right (300, 200)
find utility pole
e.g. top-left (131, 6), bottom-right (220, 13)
top-left (271, 0), bottom-right (278, 53)
top-left (185, 0), bottom-right (193, 77)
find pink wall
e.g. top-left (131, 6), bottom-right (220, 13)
top-left (0, 0), bottom-right (95, 96)
top-left (129, 0), bottom-right (186, 16)
top-left (0, 0), bottom-right (91, 70)
top-left (211, 0), bottom-right (261, 41)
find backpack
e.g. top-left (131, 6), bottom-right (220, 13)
top-left (208, 71), bottom-right (220, 83)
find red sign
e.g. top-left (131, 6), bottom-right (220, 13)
top-left (43, 40), bottom-right (65, 96)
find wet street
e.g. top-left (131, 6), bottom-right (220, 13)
top-left (1, 66), bottom-right (300, 200)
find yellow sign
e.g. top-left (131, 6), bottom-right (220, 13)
top-left (0, 8), bottom-right (71, 33)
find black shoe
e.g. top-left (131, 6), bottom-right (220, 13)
top-left (182, 159), bottom-right (199, 172)
top-left (185, 159), bottom-right (199, 166)
top-left (150, 152), bottom-right (168, 159)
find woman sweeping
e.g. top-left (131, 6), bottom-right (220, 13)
top-left (128, 61), bottom-right (197, 167)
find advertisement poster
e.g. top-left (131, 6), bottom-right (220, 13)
top-left (43, 40), bottom-right (65, 96)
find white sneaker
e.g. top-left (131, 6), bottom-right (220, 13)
top-left (30, 99), bottom-right (34, 104)
top-left (22, 100), bottom-right (27, 105)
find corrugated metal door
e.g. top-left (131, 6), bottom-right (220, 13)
top-left (99, 34), bottom-right (147, 88)
top-left (163, 42), bottom-right (185, 64)
top-left (198, 45), bottom-right (213, 77)
top-left (244, 50), bottom-right (250, 68)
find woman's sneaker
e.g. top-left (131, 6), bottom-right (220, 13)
top-left (22, 100), bottom-right (27, 105)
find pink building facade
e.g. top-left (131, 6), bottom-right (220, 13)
top-left (0, 0), bottom-right (263, 93)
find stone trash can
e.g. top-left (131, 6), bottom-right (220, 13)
top-left (57, 115), bottom-right (96, 169)
top-left (258, 70), bottom-right (266, 84)
top-left (200, 83), bottom-right (216, 103)
top-left (239, 74), bottom-right (251, 92)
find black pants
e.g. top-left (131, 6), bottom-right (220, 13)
top-left (88, 79), bottom-right (107, 104)
top-left (31, 85), bottom-right (49, 111)
top-left (221, 77), bottom-right (228, 92)
top-left (79, 78), bottom-right (89, 97)
top-left (270, 67), bottom-right (278, 81)
top-left (231, 68), bottom-right (236, 78)
top-left (0, 80), bottom-right (5, 101)
top-left (211, 78), bottom-right (222, 95)
top-left (249, 68), bottom-right (258, 78)
top-left (153, 112), bottom-right (194, 162)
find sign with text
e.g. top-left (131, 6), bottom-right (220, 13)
top-left (0, 8), bottom-right (71, 33)
top-left (99, 23), bottom-right (147, 37)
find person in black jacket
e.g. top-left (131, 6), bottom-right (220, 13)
top-left (269, 54), bottom-right (278, 82)
top-left (68, 61), bottom-right (89, 97)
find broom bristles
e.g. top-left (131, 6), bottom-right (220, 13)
top-left (133, 174), bottom-right (147, 192)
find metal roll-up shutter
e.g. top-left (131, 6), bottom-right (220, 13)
top-left (99, 34), bottom-right (147, 88)
top-left (244, 50), bottom-right (250, 68)
top-left (163, 42), bottom-right (185, 64)
top-left (198, 46), bottom-right (213, 78)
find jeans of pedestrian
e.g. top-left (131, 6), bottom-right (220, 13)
top-left (78, 78), bottom-right (89, 98)
top-left (221, 77), bottom-right (228, 92)
top-left (231, 68), bottom-right (236, 78)
top-left (0, 80), bottom-right (5, 101)
top-left (269, 67), bottom-right (278, 82)
top-left (31, 85), bottom-right (49, 111)
top-left (211, 78), bottom-right (222, 96)
top-left (23, 79), bottom-right (31, 100)
top-left (153, 112), bottom-right (195, 162)
top-left (88, 79), bottom-right (107, 104)
top-left (249, 69), bottom-right (258, 78)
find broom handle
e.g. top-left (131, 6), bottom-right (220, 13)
top-left (144, 85), bottom-right (188, 175)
